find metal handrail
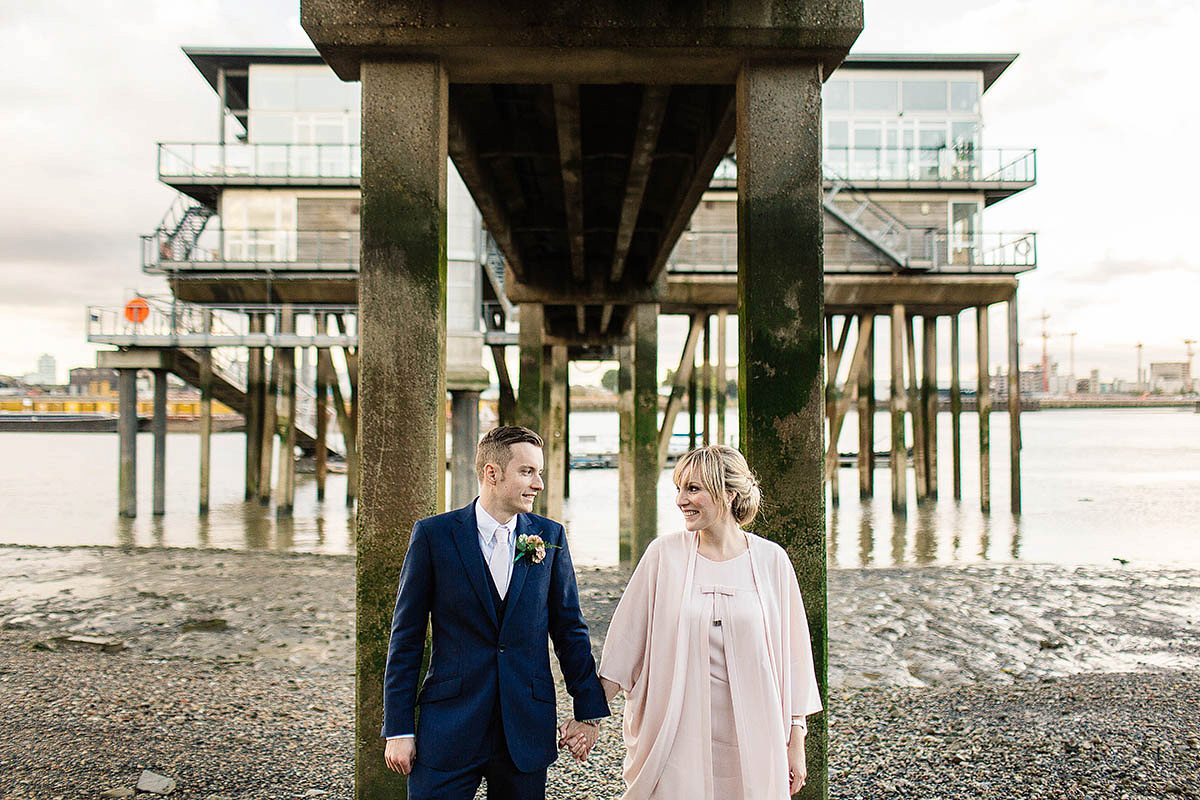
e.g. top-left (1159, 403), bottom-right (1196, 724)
top-left (666, 230), bottom-right (1037, 274)
top-left (157, 142), bottom-right (362, 181)
top-left (142, 226), bottom-right (360, 270)
top-left (821, 146), bottom-right (1036, 184)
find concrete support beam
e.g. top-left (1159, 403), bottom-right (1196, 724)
top-left (518, 303), bottom-right (545, 434)
top-left (545, 345), bottom-right (568, 522)
top-left (152, 369), bottom-right (168, 516)
top-left (858, 315), bottom-right (875, 499)
top-left (245, 314), bottom-right (266, 500)
top-left (950, 314), bottom-right (962, 500)
top-left (1008, 296), bottom-right (1022, 515)
top-left (890, 304), bottom-right (908, 514)
top-left (716, 309), bottom-right (727, 445)
top-left (632, 303), bottom-right (659, 562)
top-left (701, 314), bottom-right (711, 446)
top-left (489, 344), bottom-right (517, 426)
top-left (117, 368), bottom-right (138, 518)
top-left (355, 59), bottom-right (448, 800)
top-left (977, 305), bottom-right (991, 514)
top-left (552, 84), bottom-right (586, 283)
top-left (611, 85), bottom-right (669, 283)
top-left (687, 349), bottom-right (698, 450)
top-left (450, 390), bottom-right (481, 509)
top-left (617, 343), bottom-right (634, 565)
top-left (736, 61), bottom-right (827, 800)
top-left (659, 314), bottom-right (704, 467)
top-left (198, 347), bottom-right (213, 515)
top-left (905, 315), bottom-right (927, 503)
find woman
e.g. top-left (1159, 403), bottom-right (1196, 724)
top-left (597, 445), bottom-right (821, 799)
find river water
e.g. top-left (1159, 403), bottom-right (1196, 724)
top-left (0, 408), bottom-right (1196, 568)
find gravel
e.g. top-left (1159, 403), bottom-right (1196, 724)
top-left (2, 545), bottom-right (1198, 799)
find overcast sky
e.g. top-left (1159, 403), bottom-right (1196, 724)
top-left (1, 0), bottom-right (1196, 384)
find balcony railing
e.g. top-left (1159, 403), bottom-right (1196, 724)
top-left (824, 146), bottom-right (1036, 185)
top-left (667, 230), bottom-right (1037, 274)
top-left (158, 142), bottom-right (362, 182)
top-left (142, 226), bottom-right (360, 272)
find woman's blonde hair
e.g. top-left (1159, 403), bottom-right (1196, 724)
top-left (672, 445), bottom-right (762, 527)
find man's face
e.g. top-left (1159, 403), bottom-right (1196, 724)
top-left (490, 442), bottom-right (545, 518)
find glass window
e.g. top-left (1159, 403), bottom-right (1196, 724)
top-left (296, 72), bottom-right (354, 111)
top-left (823, 80), bottom-right (849, 111)
top-left (826, 120), bottom-right (849, 148)
top-left (950, 81), bottom-right (980, 112)
top-left (853, 80), bottom-right (897, 112)
top-left (252, 72), bottom-right (296, 111)
top-left (251, 114), bottom-right (294, 143)
top-left (902, 81), bottom-right (947, 112)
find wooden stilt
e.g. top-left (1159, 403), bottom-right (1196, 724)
top-left (923, 316), bottom-right (938, 500)
top-left (546, 344), bottom-right (568, 523)
top-left (890, 305), bottom-right (907, 514)
top-left (315, 346), bottom-right (328, 502)
top-left (258, 344), bottom-right (278, 506)
top-left (951, 314), bottom-right (962, 501)
top-left (906, 315), bottom-right (927, 501)
top-left (1008, 295), bottom-right (1022, 515)
top-left (659, 315), bottom-right (704, 467)
top-left (858, 313), bottom-right (875, 499)
top-left (276, 307), bottom-right (296, 517)
top-left (977, 305), bottom-right (991, 514)
top-left (826, 315), bottom-right (873, 491)
top-left (716, 309), bottom-right (727, 445)
top-left (490, 345), bottom-right (517, 426)
top-left (617, 344), bottom-right (634, 565)
top-left (701, 314), bottom-right (711, 446)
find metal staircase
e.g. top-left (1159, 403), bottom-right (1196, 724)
top-left (822, 167), bottom-right (935, 270)
top-left (155, 194), bottom-right (215, 262)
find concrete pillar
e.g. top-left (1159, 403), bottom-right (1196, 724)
top-left (857, 314), bottom-right (875, 499)
top-left (736, 61), bottom-right (827, 800)
top-left (701, 313), bottom-right (711, 446)
top-left (245, 313), bottom-right (266, 500)
top-left (632, 303), bottom-right (659, 561)
top-left (316, 347), bottom-right (328, 502)
top-left (905, 315), bottom-right (927, 502)
top-left (687, 327), bottom-right (698, 450)
top-left (117, 368), bottom-right (138, 518)
top-left (563, 379), bottom-right (571, 499)
top-left (1008, 296), bottom-right (1022, 515)
top-left (450, 390), bottom-right (481, 509)
top-left (922, 316), bottom-right (938, 500)
top-left (151, 369), bottom-right (168, 516)
top-left (517, 303), bottom-right (545, 515)
top-left (617, 344), bottom-right (634, 564)
top-left (890, 305), bottom-right (907, 514)
top-left (716, 309), bottom-right (727, 446)
top-left (545, 345), bottom-right (568, 522)
top-left (356, 58), bottom-right (448, 800)
top-left (276, 308), bottom-right (297, 517)
top-left (950, 314), bottom-right (962, 501)
top-left (976, 305), bottom-right (991, 514)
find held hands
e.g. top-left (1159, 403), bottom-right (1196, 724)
top-left (557, 718), bottom-right (600, 762)
top-left (384, 737), bottom-right (416, 775)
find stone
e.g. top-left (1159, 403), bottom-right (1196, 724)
top-left (181, 617), bottom-right (228, 632)
top-left (54, 635), bottom-right (123, 652)
top-left (135, 770), bottom-right (176, 795)
top-left (100, 789), bottom-right (135, 799)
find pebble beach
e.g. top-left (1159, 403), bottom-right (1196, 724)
top-left (2, 545), bottom-right (1198, 799)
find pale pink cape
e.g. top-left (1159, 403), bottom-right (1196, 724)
top-left (599, 531), bottom-right (823, 800)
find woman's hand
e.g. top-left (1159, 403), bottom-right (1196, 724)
top-left (787, 727), bottom-right (807, 795)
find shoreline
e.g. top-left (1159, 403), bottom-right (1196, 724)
top-left (2, 546), bottom-right (1198, 798)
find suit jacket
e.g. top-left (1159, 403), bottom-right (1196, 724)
top-left (381, 500), bottom-right (610, 773)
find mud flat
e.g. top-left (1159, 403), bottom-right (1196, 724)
top-left (1, 546), bottom-right (1198, 798)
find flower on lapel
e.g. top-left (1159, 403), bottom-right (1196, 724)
top-left (514, 533), bottom-right (559, 565)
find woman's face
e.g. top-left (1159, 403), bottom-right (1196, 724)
top-left (674, 467), bottom-right (727, 531)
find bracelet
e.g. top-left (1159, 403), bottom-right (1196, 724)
top-left (577, 719), bottom-right (602, 728)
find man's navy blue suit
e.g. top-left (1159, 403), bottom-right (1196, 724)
top-left (382, 499), bottom-right (609, 791)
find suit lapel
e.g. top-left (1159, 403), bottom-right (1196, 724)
top-left (500, 514), bottom-right (535, 629)
top-left (450, 501), bottom-right (499, 629)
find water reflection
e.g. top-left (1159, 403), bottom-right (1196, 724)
top-left (913, 503), bottom-right (937, 564)
top-left (857, 506), bottom-right (874, 567)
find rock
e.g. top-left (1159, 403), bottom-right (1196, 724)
top-left (136, 770), bottom-right (176, 795)
top-left (100, 789), bottom-right (135, 799)
top-left (181, 617), bottom-right (229, 632)
top-left (53, 635), bottom-right (124, 652)
top-left (303, 791), bottom-right (328, 797)
top-left (203, 795), bottom-right (233, 800)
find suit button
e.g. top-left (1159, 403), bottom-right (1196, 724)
top-left (498, 646), bottom-right (506, 653)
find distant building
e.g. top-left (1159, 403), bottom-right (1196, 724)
top-left (69, 367), bottom-right (118, 396)
top-left (23, 353), bottom-right (58, 386)
top-left (1149, 362), bottom-right (1190, 394)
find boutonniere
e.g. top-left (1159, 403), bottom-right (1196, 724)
top-left (513, 533), bottom-right (560, 565)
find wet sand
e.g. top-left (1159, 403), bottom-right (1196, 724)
top-left (2, 545), bottom-right (1198, 798)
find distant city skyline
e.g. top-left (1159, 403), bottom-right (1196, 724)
top-left (1, 1), bottom-right (1196, 384)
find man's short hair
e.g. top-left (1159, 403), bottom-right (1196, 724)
top-left (475, 426), bottom-right (544, 481)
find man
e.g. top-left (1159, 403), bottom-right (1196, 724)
top-left (382, 425), bottom-right (609, 799)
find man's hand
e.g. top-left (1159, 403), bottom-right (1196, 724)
top-left (384, 737), bottom-right (416, 775)
top-left (787, 729), bottom-right (807, 795)
top-left (557, 719), bottom-right (600, 762)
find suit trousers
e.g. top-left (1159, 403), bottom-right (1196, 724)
top-left (407, 702), bottom-right (548, 800)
